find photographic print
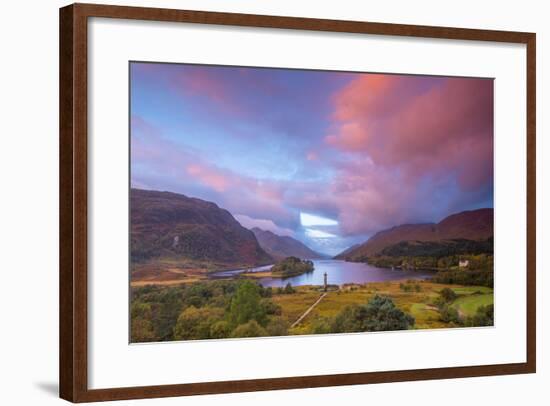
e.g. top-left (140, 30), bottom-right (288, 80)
top-left (129, 62), bottom-right (494, 343)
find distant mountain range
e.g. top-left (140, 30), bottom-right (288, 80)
top-left (131, 189), bottom-right (491, 275)
top-left (334, 208), bottom-right (493, 261)
top-left (251, 227), bottom-right (325, 261)
top-left (131, 189), bottom-right (272, 269)
top-left (334, 243), bottom-right (360, 258)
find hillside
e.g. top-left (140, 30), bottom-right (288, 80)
top-left (251, 227), bottom-right (324, 260)
top-left (380, 238), bottom-right (493, 258)
top-left (335, 208), bottom-right (493, 261)
top-left (131, 189), bottom-right (273, 273)
top-left (335, 243), bottom-right (360, 258)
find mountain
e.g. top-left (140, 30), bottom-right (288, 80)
top-left (250, 227), bottom-right (325, 261)
top-left (335, 243), bottom-right (360, 258)
top-left (335, 208), bottom-right (493, 261)
top-left (131, 189), bottom-right (272, 269)
top-left (378, 238), bottom-right (493, 258)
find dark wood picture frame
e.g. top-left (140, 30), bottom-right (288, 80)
top-left (59, 3), bottom-right (536, 402)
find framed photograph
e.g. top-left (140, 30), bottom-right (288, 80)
top-left (59, 3), bottom-right (536, 402)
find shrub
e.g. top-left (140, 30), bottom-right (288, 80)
top-left (399, 282), bottom-right (421, 293)
top-left (331, 295), bottom-right (415, 333)
top-left (130, 302), bottom-right (156, 342)
top-left (209, 320), bottom-right (231, 339)
top-left (173, 306), bottom-right (224, 340)
top-left (439, 287), bottom-right (458, 303)
top-left (265, 317), bottom-right (289, 336)
top-left (231, 320), bottom-right (268, 338)
top-left (283, 282), bottom-right (295, 294)
top-left (261, 299), bottom-right (282, 316)
top-left (148, 288), bottom-right (185, 341)
top-left (261, 286), bottom-right (273, 298)
top-left (310, 317), bottom-right (332, 334)
top-left (439, 305), bottom-right (461, 324)
top-left (131, 317), bottom-right (155, 342)
top-left (464, 304), bottom-right (494, 327)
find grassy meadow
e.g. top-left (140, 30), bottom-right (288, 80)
top-left (275, 280), bottom-right (493, 334)
top-left (130, 277), bottom-right (494, 342)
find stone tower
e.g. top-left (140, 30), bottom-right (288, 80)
top-left (323, 272), bottom-right (327, 292)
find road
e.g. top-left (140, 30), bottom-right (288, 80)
top-left (290, 292), bottom-right (328, 328)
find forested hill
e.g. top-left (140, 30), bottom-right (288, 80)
top-left (335, 208), bottom-right (493, 261)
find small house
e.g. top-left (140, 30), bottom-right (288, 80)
top-left (459, 259), bottom-right (469, 268)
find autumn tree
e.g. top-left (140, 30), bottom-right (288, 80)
top-left (227, 280), bottom-right (267, 327)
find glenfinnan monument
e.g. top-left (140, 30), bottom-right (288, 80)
top-left (323, 272), bottom-right (327, 292)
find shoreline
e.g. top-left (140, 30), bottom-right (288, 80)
top-left (131, 258), bottom-right (439, 287)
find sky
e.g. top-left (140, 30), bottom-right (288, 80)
top-left (130, 62), bottom-right (494, 256)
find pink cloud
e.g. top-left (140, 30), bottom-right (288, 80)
top-left (131, 116), bottom-right (195, 169)
top-left (131, 115), bottom-right (300, 230)
top-left (173, 69), bottom-right (245, 115)
top-left (131, 71), bottom-right (493, 240)
top-left (332, 73), bottom-right (402, 121)
top-left (323, 75), bottom-right (493, 235)
top-left (306, 151), bottom-right (319, 161)
top-left (186, 164), bottom-right (230, 193)
top-left (327, 160), bottom-right (429, 235)
top-left (325, 122), bottom-right (369, 151)
top-left (169, 67), bottom-right (286, 118)
top-left (326, 75), bottom-right (493, 184)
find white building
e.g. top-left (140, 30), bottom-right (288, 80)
top-left (459, 259), bottom-right (469, 268)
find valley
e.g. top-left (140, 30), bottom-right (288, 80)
top-left (130, 188), bottom-right (494, 341)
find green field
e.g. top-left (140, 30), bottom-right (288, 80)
top-left (451, 293), bottom-right (494, 317)
top-left (448, 286), bottom-right (493, 295)
top-left (271, 280), bottom-right (493, 333)
top-left (130, 278), bottom-right (494, 342)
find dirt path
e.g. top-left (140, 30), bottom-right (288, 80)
top-left (291, 292), bottom-right (328, 328)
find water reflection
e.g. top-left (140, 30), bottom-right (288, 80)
top-left (213, 259), bottom-right (435, 288)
